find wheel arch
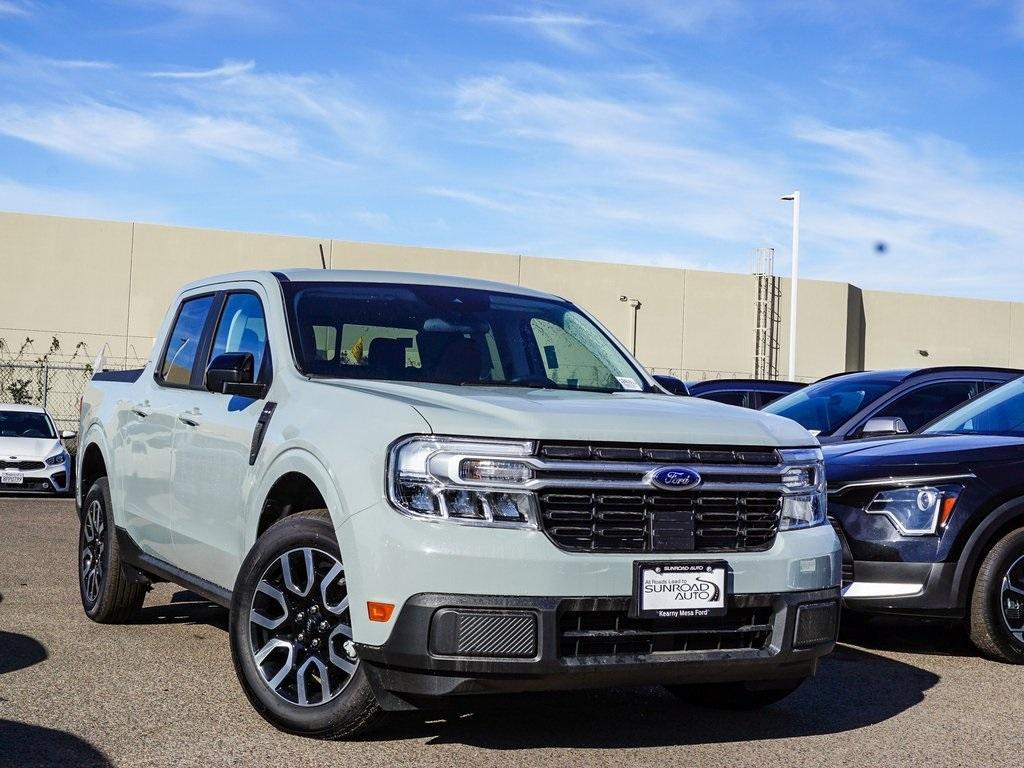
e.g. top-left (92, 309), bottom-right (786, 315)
top-left (77, 427), bottom-right (112, 518)
top-left (952, 496), bottom-right (1024, 610)
top-left (246, 448), bottom-right (350, 553)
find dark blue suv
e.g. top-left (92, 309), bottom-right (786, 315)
top-left (826, 376), bottom-right (1024, 663)
top-left (763, 367), bottom-right (1019, 444)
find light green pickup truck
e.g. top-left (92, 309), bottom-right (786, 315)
top-left (77, 268), bottom-right (841, 738)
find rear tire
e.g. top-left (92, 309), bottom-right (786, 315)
top-left (665, 678), bottom-right (805, 709)
top-left (969, 528), bottom-right (1024, 664)
top-left (79, 477), bottom-right (146, 623)
top-left (229, 509), bottom-right (386, 739)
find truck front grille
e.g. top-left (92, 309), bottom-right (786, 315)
top-left (533, 441), bottom-right (787, 554)
top-left (539, 489), bottom-right (782, 553)
top-left (559, 600), bottom-right (773, 657)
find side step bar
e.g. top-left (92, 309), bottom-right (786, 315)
top-left (116, 527), bottom-right (233, 608)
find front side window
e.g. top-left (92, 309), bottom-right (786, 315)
top-left (210, 293), bottom-right (268, 375)
top-left (283, 282), bottom-right (648, 393)
top-left (763, 376), bottom-right (898, 435)
top-left (0, 411), bottom-right (55, 439)
top-left (159, 295), bottom-right (214, 386)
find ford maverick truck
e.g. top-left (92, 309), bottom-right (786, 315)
top-left (77, 269), bottom-right (841, 738)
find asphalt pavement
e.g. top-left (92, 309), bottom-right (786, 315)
top-left (1, 497), bottom-right (1020, 767)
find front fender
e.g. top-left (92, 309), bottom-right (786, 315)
top-left (951, 497), bottom-right (1024, 610)
top-left (244, 446), bottom-right (355, 555)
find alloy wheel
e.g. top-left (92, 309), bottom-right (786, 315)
top-left (248, 547), bottom-right (357, 707)
top-left (80, 500), bottom-right (106, 605)
top-left (1000, 554), bottom-right (1024, 646)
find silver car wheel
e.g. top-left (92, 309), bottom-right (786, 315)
top-left (1000, 554), bottom-right (1024, 646)
top-left (80, 499), bottom-right (105, 605)
top-left (249, 547), bottom-right (357, 707)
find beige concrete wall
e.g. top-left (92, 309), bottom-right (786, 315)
top-left (776, 278), bottom-right (857, 382)
top-left (332, 240), bottom-right (520, 284)
top-left (1, 212), bottom-right (133, 359)
top-left (128, 223), bottom-right (325, 344)
top-left (861, 289), bottom-right (1013, 369)
top-left (3, 210), bottom-right (1022, 381)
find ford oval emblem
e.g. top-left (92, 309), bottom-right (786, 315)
top-left (648, 466), bottom-right (702, 491)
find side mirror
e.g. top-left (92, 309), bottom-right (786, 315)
top-left (60, 430), bottom-right (77, 440)
top-left (653, 374), bottom-right (690, 396)
top-left (205, 352), bottom-right (265, 398)
top-left (861, 416), bottom-right (909, 438)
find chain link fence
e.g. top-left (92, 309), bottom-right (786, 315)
top-left (0, 358), bottom-right (146, 454)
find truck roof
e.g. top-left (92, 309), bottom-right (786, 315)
top-left (180, 269), bottom-right (563, 302)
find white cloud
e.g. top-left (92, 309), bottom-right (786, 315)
top-left (474, 12), bottom-right (609, 52)
top-left (148, 59), bottom-right (255, 79)
top-left (421, 186), bottom-right (517, 213)
top-left (0, 1), bottom-right (29, 16)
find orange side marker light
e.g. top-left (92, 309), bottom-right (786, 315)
top-left (368, 602), bottom-right (395, 622)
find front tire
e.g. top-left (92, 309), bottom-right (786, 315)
top-left (79, 478), bottom-right (146, 623)
top-left (969, 527), bottom-right (1024, 663)
top-left (665, 678), bottom-right (805, 709)
top-left (229, 510), bottom-right (386, 739)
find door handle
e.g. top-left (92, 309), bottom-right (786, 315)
top-left (131, 408), bottom-right (150, 419)
top-left (177, 413), bottom-right (200, 427)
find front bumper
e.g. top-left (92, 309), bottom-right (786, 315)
top-left (0, 464), bottom-right (70, 494)
top-left (337, 501), bottom-right (842, 647)
top-left (842, 560), bottom-right (961, 618)
top-left (356, 588), bottom-right (840, 709)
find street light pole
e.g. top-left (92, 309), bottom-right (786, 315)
top-left (619, 295), bottom-right (642, 356)
top-left (781, 191), bottom-right (801, 381)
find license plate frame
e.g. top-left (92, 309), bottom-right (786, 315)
top-left (631, 560), bottom-right (729, 619)
top-left (1, 471), bottom-right (25, 485)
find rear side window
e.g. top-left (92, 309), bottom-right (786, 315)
top-left (872, 380), bottom-right (992, 433)
top-left (210, 293), bottom-right (268, 375)
top-left (159, 295), bottom-right (214, 386)
top-left (700, 390), bottom-right (752, 408)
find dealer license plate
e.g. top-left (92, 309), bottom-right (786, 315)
top-left (633, 560), bottom-right (728, 619)
top-left (1, 471), bottom-right (24, 485)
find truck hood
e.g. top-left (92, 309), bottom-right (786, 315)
top-left (315, 380), bottom-right (816, 447)
top-left (0, 436), bottom-right (62, 460)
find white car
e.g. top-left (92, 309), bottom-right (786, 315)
top-left (77, 269), bottom-right (841, 739)
top-left (0, 404), bottom-right (75, 494)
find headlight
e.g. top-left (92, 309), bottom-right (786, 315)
top-left (777, 448), bottom-right (827, 531)
top-left (45, 452), bottom-right (66, 466)
top-left (387, 437), bottom-right (539, 528)
top-left (866, 484), bottom-right (962, 536)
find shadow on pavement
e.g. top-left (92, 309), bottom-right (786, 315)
top-left (0, 631), bottom-right (47, 675)
top-left (374, 644), bottom-right (938, 749)
top-left (0, 720), bottom-right (111, 767)
top-left (840, 614), bottom-right (976, 658)
top-left (134, 590), bottom-right (228, 630)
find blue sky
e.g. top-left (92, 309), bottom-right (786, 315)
top-left (2, 1), bottom-right (1024, 299)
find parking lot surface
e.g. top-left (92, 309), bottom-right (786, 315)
top-left (1, 497), bottom-right (1021, 767)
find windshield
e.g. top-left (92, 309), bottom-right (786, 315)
top-left (282, 282), bottom-right (649, 393)
top-left (0, 410), bottom-right (55, 439)
top-left (762, 376), bottom-right (898, 435)
top-left (924, 377), bottom-right (1024, 435)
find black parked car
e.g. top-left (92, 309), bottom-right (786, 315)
top-left (686, 378), bottom-right (805, 409)
top-left (762, 367), bottom-right (1020, 444)
top-left (826, 376), bottom-right (1024, 662)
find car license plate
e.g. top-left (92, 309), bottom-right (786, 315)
top-left (633, 560), bottom-right (728, 619)
top-left (1, 471), bottom-right (24, 485)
